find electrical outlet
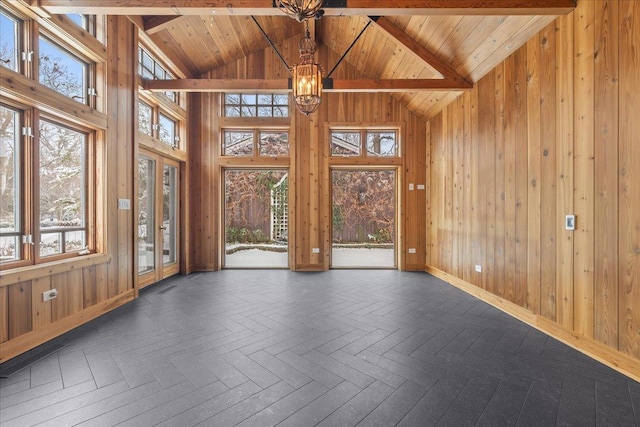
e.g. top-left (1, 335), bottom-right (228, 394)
top-left (408, 248), bottom-right (416, 254)
top-left (565, 214), bottom-right (575, 231)
top-left (43, 289), bottom-right (58, 302)
top-left (312, 247), bottom-right (320, 253)
top-left (475, 265), bottom-right (482, 273)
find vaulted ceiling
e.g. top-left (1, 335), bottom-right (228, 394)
top-left (38, 1), bottom-right (576, 120)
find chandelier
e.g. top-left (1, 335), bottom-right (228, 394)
top-left (275, 0), bottom-right (324, 22)
top-left (291, 25), bottom-right (323, 116)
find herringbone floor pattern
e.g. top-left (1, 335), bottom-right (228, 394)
top-left (1, 270), bottom-right (638, 426)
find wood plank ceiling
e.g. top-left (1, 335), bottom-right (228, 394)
top-left (38, 1), bottom-right (573, 120)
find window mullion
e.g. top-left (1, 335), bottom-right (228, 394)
top-left (29, 109), bottom-right (40, 264)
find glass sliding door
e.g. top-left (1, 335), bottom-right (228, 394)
top-left (138, 150), bottom-right (180, 287)
top-left (224, 169), bottom-right (288, 268)
top-left (331, 169), bottom-right (396, 268)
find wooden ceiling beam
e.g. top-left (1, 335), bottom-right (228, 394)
top-left (370, 16), bottom-right (471, 85)
top-left (37, 0), bottom-right (576, 16)
top-left (143, 16), bottom-right (186, 34)
top-left (143, 78), bottom-right (473, 92)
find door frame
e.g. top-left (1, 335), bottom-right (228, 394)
top-left (138, 149), bottom-right (181, 288)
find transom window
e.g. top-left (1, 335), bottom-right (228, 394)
top-left (137, 99), bottom-right (181, 149)
top-left (138, 46), bottom-right (178, 103)
top-left (0, 9), bottom-right (21, 72)
top-left (222, 129), bottom-right (289, 157)
top-left (158, 113), bottom-right (177, 147)
top-left (138, 101), bottom-right (153, 136)
top-left (224, 93), bottom-right (289, 118)
top-left (39, 35), bottom-right (90, 104)
top-left (331, 129), bottom-right (398, 157)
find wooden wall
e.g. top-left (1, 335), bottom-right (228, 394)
top-left (426, 0), bottom-right (640, 371)
top-left (0, 16), bottom-right (137, 362)
top-left (188, 37), bottom-right (427, 271)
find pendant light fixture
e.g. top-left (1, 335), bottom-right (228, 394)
top-left (275, 0), bottom-right (324, 22)
top-left (290, 22), bottom-right (323, 116)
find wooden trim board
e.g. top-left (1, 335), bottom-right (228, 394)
top-left (426, 266), bottom-right (640, 383)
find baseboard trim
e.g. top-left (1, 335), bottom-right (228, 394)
top-left (0, 290), bottom-right (135, 363)
top-left (426, 266), bottom-right (640, 383)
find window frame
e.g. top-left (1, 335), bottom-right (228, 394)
top-left (0, 8), bottom-right (22, 73)
top-left (223, 93), bottom-right (290, 118)
top-left (329, 128), bottom-right (400, 158)
top-left (220, 128), bottom-right (290, 159)
top-left (0, 103), bottom-right (98, 270)
top-left (37, 33), bottom-right (91, 105)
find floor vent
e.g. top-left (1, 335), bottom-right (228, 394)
top-left (156, 285), bottom-right (177, 294)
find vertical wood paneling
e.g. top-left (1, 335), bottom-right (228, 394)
top-left (51, 270), bottom-right (84, 322)
top-left (451, 98), bottom-right (462, 277)
top-left (514, 46), bottom-right (529, 308)
top-left (494, 63), bottom-right (506, 299)
top-left (462, 92), bottom-right (472, 282)
top-left (555, 14), bottom-right (575, 330)
top-left (32, 277), bottom-right (52, 330)
top-left (425, 121), bottom-right (432, 267)
top-left (526, 33), bottom-right (542, 314)
top-left (539, 22), bottom-right (558, 321)
top-left (426, 0), bottom-right (640, 369)
top-left (469, 88), bottom-right (480, 288)
top-left (573, 0), bottom-right (596, 338)
top-left (594, 0), bottom-right (619, 348)
top-left (618, 0), bottom-right (640, 359)
top-left (8, 282), bottom-right (31, 339)
top-left (504, 56), bottom-right (517, 303)
top-left (477, 72), bottom-right (495, 291)
top-left (83, 265), bottom-right (97, 308)
top-left (0, 286), bottom-right (8, 343)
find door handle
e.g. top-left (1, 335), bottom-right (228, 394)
top-left (159, 226), bottom-right (167, 230)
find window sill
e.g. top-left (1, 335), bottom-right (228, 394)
top-left (0, 253), bottom-right (111, 287)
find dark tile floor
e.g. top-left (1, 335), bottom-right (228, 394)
top-left (1, 270), bottom-right (638, 426)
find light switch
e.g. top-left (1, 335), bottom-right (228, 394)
top-left (118, 199), bottom-right (131, 210)
top-left (408, 183), bottom-right (414, 191)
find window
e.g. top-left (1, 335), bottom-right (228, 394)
top-left (223, 130), bottom-right (253, 156)
top-left (138, 101), bottom-right (153, 136)
top-left (0, 9), bottom-right (20, 72)
top-left (158, 113), bottom-right (177, 147)
top-left (39, 36), bottom-right (89, 103)
top-left (66, 14), bottom-right (87, 30)
top-left (138, 46), bottom-right (177, 103)
top-left (330, 129), bottom-right (398, 157)
top-left (224, 93), bottom-right (289, 118)
top-left (38, 120), bottom-right (88, 257)
top-left (0, 105), bottom-right (21, 263)
top-left (0, 105), bottom-right (95, 268)
top-left (222, 129), bottom-right (289, 157)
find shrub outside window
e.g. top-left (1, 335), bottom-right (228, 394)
top-left (39, 120), bottom-right (87, 257)
top-left (258, 131), bottom-right (289, 157)
top-left (330, 130), bottom-right (398, 157)
top-left (223, 130), bottom-right (253, 156)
